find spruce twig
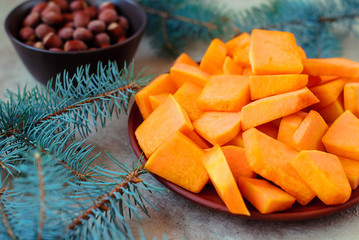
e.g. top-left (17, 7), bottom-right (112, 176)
top-left (69, 165), bottom-right (144, 230)
top-left (35, 153), bottom-right (45, 240)
top-left (0, 188), bottom-right (15, 240)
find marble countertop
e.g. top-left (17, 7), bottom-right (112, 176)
top-left (1, 1), bottom-right (359, 239)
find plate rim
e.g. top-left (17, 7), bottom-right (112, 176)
top-left (128, 102), bottom-right (359, 221)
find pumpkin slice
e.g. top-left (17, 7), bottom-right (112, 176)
top-left (291, 150), bottom-right (351, 205)
top-left (173, 81), bottom-right (203, 121)
top-left (242, 67), bottom-right (253, 76)
top-left (223, 57), bottom-right (244, 75)
top-left (149, 93), bottom-right (169, 110)
top-left (297, 46), bottom-right (307, 60)
top-left (145, 131), bottom-right (208, 193)
top-left (322, 110), bottom-right (359, 160)
top-left (199, 38), bottom-right (227, 75)
top-left (292, 110), bottom-right (328, 151)
top-left (135, 95), bottom-right (193, 158)
top-left (344, 83), bottom-right (359, 118)
top-left (277, 111), bottom-right (308, 146)
top-left (170, 63), bottom-right (209, 88)
top-left (249, 29), bottom-right (303, 74)
top-left (339, 156), bottom-right (359, 190)
top-left (317, 95), bottom-right (344, 123)
top-left (202, 145), bottom-right (250, 215)
top-left (135, 74), bottom-right (177, 119)
top-left (174, 53), bottom-right (199, 68)
top-left (255, 123), bottom-right (278, 139)
top-left (243, 128), bottom-right (315, 205)
top-left (225, 131), bottom-right (244, 147)
top-left (221, 145), bottom-right (256, 179)
top-left (302, 58), bottom-right (359, 78)
top-left (249, 74), bottom-right (308, 100)
top-left (197, 75), bottom-right (250, 112)
top-left (225, 32), bottom-right (251, 57)
top-left (309, 78), bottom-right (346, 109)
top-left (241, 88), bottom-right (319, 131)
top-left (193, 111), bottom-right (241, 146)
top-left (233, 46), bottom-right (250, 67)
top-left (237, 177), bottom-right (296, 214)
top-left (186, 130), bottom-right (211, 149)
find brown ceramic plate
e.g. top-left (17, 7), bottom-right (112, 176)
top-left (128, 102), bottom-right (359, 221)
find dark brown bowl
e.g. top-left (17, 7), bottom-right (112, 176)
top-left (5, 0), bottom-right (146, 85)
top-left (128, 102), bottom-right (359, 221)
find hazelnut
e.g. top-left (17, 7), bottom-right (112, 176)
top-left (100, 43), bottom-right (111, 48)
top-left (107, 22), bottom-right (125, 41)
top-left (73, 27), bottom-right (93, 42)
top-left (63, 21), bottom-right (75, 28)
top-left (41, 2), bottom-right (61, 17)
top-left (49, 47), bottom-right (64, 52)
top-left (63, 13), bottom-right (74, 22)
top-left (64, 40), bottom-right (88, 51)
top-left (19, 26), bottom-right (36, 42)
top-left (50, 0), bottom-right (68, 12)
top-left (98, 9), bottom-right (118, 24)
top-left (84, 6), bottom-right (97, 19)
top-left (98, 1), bottom-right (116, 12)
top-left (23, 12), bottom-right (40, 28)
top-left (117, 36), bottom-right (127, 43)
top-left (58, 27), bottom-right (74, 40)
top-left (43, 32), bottom-right (63, 49)
top-left (34, 41), bottom-right (45, 49)
top-left (88, 20), bottom-right (106, 33)
top-left (74, 11), bottom-right (90, 28)
top-left (25, 41), bottom-right (35, 47)
top-left (69, 0), bottom-right (87, 12)
top-left (31, 2), bottom-right (47, 14)
top-left (118, 16), bottom-right (129, 31)
top-left (94, 32), bottom-right (110, 47)
top-left (42, 11), bottom-right (63, 26)
top-left (35, 23), bottom-right (55, 40)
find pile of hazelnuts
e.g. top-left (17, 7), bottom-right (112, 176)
top-left (19, 0), bottom-right (129, 51)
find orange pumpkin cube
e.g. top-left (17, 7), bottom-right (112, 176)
top-left (170, 63), bottom-right (209, 88)
top-left (222, 57), bottom-right (244, 75)
top-left (241, 88), bottom-right (319, 131)
top-left (249, 74), bottom-right (308, 100)
top-left (196, 75), bottom-right (250, 112)
top-left (309, 78), bottom-right (346, 109)
top-left (225, 32), bottom-right (251, 57)
top-left (202, 145), bottom-right (250, 215)
top-left (291, 150), bottom-right (351, 205)
top-left (193, 111), bottom-right (241, 146)
top-left (339, 156), bottom-right (359, 190)
top-left (237, 177), bottom-right (296, 214)
top-left (199, 38), bottom-right (227, 75)
top-left (322, 110), bottom-right (359, 160)
top-left (173, 81), bottom-right (203, 121)
top-left (145, 132), bottom-right (209, 193)
top-left (249, 29), bottom-right (303, 74)
top-left (174, 53), bottom-right (199, 68)
top-left (135, 74), bottom-right (177, 119)
top-left (302, 58), bottom-right (359, 78)
top-left (135, 95), bottom-right (193, 158)
top-left (292, 110), bottom-right (328, 151)
top-left (277, 111), bottom-right (308, 146)
top-left (344, 83), bottom-right (359, 118)
top-left (149, 93), bottom-right (169, 110)
top-left (243, 128), bottom-right (315, 205)
top-left (221, 145), bottom-right (256, 179)
top-left (233, 46), bottom-right (250, 67)
top-left (317, 95), bottom-right (344, 123)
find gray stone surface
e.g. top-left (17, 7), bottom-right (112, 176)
top-left (1, 1), bottom-right (359, 239)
